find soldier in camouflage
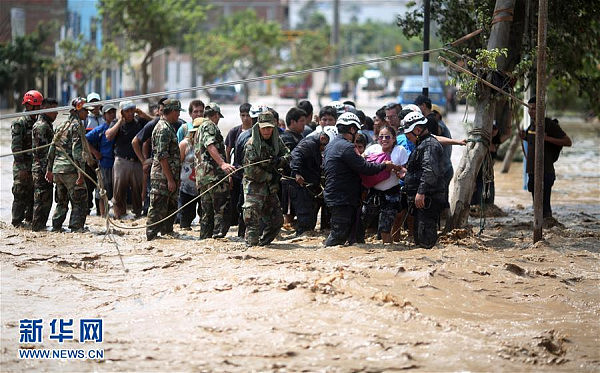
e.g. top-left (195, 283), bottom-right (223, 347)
top-left (146, 99), bottom-right (183, 240)
top-left (242, 112), bottom-right (290, 246)
top-left (46, 97), bottom-right (89, 232)
top-left (31, 98), bottom-right (59, 231)
top-left (11, 90), bottom-right (43, 227)
top-left (194, 103), bottom-right (235, 239)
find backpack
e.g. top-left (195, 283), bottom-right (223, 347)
top-left (360, 151), bottom-right (391, 188)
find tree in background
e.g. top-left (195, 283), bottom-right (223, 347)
top-left (0, 22), bottom-right (54, 109)
top-left (189, 10), bottom-right (283, 103)
top-left (50, 35), bottom-right (122, 97)
top-left (397, 0), bottom-right (599, 228)
top-left (99, 0), bottom-right (208, 96)
top-left (398, 0), bottom-right (600, 114)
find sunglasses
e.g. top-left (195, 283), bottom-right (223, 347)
top-left (378, 135), bottom-right (392, 140)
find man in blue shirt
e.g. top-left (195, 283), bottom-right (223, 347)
top-left (85, 104), bottom-right (117, 217)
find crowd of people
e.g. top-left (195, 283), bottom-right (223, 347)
top-left (12, 88), bottom-right (485, 249)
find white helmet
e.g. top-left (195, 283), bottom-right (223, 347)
top-left (322, 125), bottom-right (338, 140)
top-left (404, 104), bottom-right (422, 113)
top-left (402, 111), bottom-right (428, 134)
top-left (336, 112), bottom-right (361, 129)
top-left (329, 101), bottom-right (345, 115)
top-left (249, 104), bottom-right (269, 119)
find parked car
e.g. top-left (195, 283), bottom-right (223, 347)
top-left (397, 75), bottom-right (446, 108)
top-left (207, 85), bottom-right (240, 103)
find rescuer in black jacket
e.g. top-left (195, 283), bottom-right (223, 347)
top-left (290, 126), bottom-right (338, 236)
top-left (403, 112), bottom-right (445, 249)
top-left (323, 112), bottom-right (397, 246)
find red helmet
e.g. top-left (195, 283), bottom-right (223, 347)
top-left (22, 90), bottom-right (44, 106)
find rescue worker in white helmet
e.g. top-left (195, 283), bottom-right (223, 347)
top-left (322, 112), bottom-right (400, 246)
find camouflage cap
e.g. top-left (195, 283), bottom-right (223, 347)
top-left (205, 102), bottom-right (224, 118)
top-left (163, 99), bottom-right (184, 112)
top-left (257, 111), bottom-right (275, 128)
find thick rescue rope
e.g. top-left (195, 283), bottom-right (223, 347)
top-left (467, 127), bottom-right (494, 235)
top-left (0, 48), bottom-right (448, 121)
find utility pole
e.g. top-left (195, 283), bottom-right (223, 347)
top-left (422, 0), bottom-right (430, 97)
top-left (330, 0), bottom-right (341, 101)
top-left (533, 0), bottom-right (548, 242)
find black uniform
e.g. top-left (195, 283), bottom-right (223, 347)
top-left (289, 135), bottom-right (322, 233)
top-left (404, 133), bottom-right (445, 248)
top-left (323, 135), bottom-right (385, 246)
top-left (525, 117), bottom-right (566, 218)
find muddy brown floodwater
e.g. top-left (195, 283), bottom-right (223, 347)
top-left (1, 106), bottom-right (599, 372)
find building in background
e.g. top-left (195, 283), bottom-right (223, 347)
top-left (0, 0), bottom-right (67, 108)
top-left (288, 0), bottom-right (410, 28)
top-left (66, 0), bottom-right (121, 102)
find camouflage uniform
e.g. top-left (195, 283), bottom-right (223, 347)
top-left (195, 118), bottom-right (230, 239)
top-left (11, 114), bottom-right (36, 226)
top-left (47, 113), bottom-right (88, 231)
top-left (146, 117), bottom-right (181, 240)
top-left (31, 114), bottom-right (55, 231)
top-left (242, 116), bottom-right (290, 246)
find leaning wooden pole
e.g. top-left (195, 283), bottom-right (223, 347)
top-left (500, 133), bottom-right (520, 173)
top-left (533, 0), bottom-right (548, 242)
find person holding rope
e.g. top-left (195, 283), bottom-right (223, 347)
top-left (105, 100), bottom-right (151, 219)
top-left (280, 107), bottom-right (308, 230)
top-left (323, 112), bottom-right (398, 246)
top-left (242, 111), bottom-right (290, 247)
top-left (146, 99), bottom-right (184, 241)
top-left (31, 97), bottom-right (58, 231)
top-left (178, 117), bottom-right (202, 230)
top-left (521, 96), bottom-right (572, 225)
top-left (11, 90), bottom-right (43, 228)
top-left (290, 126), bottom-right (337, 237)
top-left (46, 97), bottom-right (89, 232)
top-left (195, 103), bottom-right (235, 239)
top-left (403, 112), bottom-right (445, 249)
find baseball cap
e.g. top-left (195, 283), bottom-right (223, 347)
top-left (257, 112), bottom-right (275, 128)
top-left (87, 92), bottom-right (101, 102)
top-left (205, 102), bottom-right (224, 118)
top-left (163, 99), bottom-right (184, 112)
top-left (431, 104), bottom-right (444, 115)
top-left (101, 104), bottom-right (117, 114)
top-left (119, 100), bottom-right (136, 111)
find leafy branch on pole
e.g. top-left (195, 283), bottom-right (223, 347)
top-left (188, 10), bottom-right (283, 103)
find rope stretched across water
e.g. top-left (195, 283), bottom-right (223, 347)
top-left (60, 148), bottom-right (271, 231)
top-left (0, 48), bottom-right (450, 121)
